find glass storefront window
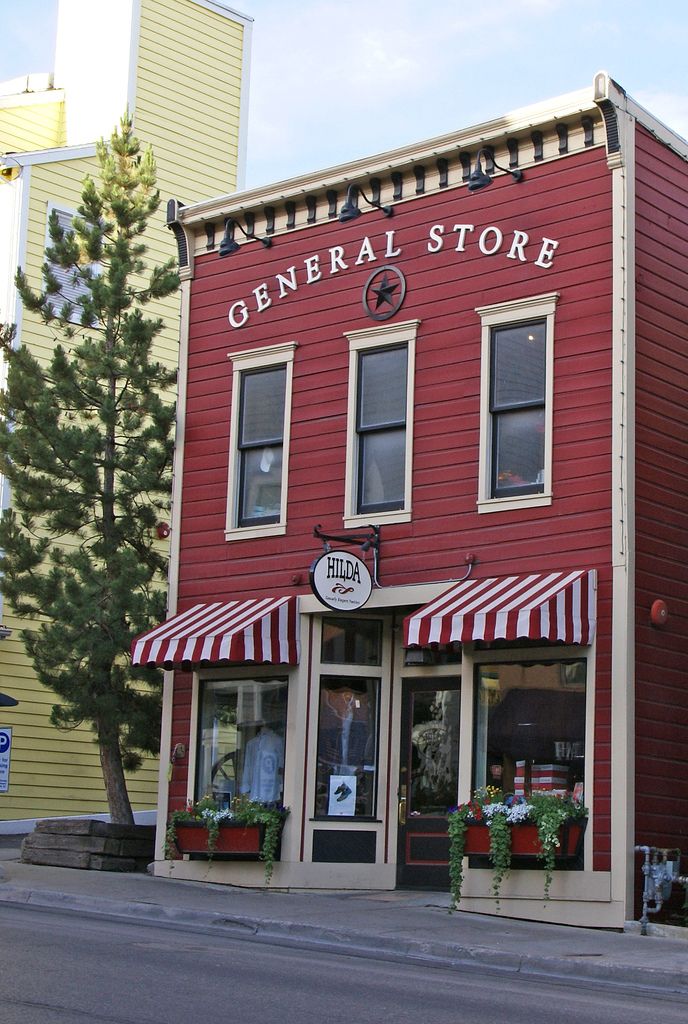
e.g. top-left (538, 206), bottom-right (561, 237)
top-left (321, 617), bottom-right (382, 665)
top-left (315, 675), bottom-right (380, 817)
top-left (196, 677), bottom-right (288, 808)
top-left (474, 660), bottom-right (586, 800)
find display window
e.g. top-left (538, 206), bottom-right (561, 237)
top-left (473, 660), bottom-right (586, 800)
top-left (196, 677), bottom-right (288, 808)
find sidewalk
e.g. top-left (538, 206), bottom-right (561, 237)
top-left (1, 837), bottom-right (687, 995)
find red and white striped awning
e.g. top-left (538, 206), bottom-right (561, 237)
top-left (131, 597), bottom-right (299, 667)
top-left (404, 570), bottom-right (596, 648)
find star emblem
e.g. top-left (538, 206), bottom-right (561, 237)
top-left (370, 272), bottom-right (399, 310)
top-left (362, 265), bottom-right (406, 321)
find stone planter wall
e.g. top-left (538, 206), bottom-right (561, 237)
top-left (21, 818), bottom-right (155, 872)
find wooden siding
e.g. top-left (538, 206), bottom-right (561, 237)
top-left (173, 148), bottom-right (616, 859)
top-left (0, 95), bottom-right (65, 153)
top-left (634, 124), bottom-right (688, 854)
top-left (1, 1), bottom-right (246, 822)
top-left (135, 0), bottom-right (245, 202)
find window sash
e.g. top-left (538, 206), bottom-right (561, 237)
top-left (489, 319), bottom-right (546, 499)
top-left (343, 320), bottom-right (418, 527)
top-left (356, 345), bottom-right (407, 514)
top-left (237, 366), bottom-right (287, 527)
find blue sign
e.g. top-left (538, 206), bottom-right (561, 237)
top-left (0, 727), bottom-right (11, 792)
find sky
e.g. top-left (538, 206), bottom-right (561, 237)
top-left (2, 0), bottom-right (688, 189)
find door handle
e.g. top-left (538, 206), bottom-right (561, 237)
top-left (398, 785), bottom-right (407, 826)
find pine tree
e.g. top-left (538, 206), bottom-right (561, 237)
top-left (0, 116), bottom-right (179, 824)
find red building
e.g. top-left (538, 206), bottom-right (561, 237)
top-left (133, 72), bottom-right (688, 926)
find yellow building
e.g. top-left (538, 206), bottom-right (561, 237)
top-left (0, 0), bottom-right (252, 828)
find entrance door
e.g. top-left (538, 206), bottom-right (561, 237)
top-left (396, 678), bottom-right (460, 888)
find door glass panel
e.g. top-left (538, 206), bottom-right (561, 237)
top-left (315, 676), bottom-right (380, 817)
top-left (321, 618), bottom-right (382, 665)
top-left (408, 688), bottom-right (460, 816)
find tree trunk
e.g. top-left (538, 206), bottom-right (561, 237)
top-left (99, 740), bottom-right (135, 825)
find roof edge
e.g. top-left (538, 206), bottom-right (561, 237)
top-left (178, 83), bottom-right (597, 225)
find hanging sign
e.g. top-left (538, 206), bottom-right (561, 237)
top-left (0, 728), bottom-right (12, 793)
top-left (310, 550), bottom-right (373, 611)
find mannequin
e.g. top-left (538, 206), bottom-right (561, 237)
top-left (240, 723), bottom-right (284, 803)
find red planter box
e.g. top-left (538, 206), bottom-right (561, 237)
top-left (174, 821), bottom-right (266, 859)
top-left (463, 820), bottom-right (586, 859)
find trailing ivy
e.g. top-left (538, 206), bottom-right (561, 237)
top-left (166, 795), bottom-right (289, 885)
top-left (486, 807), bottom-right (512, 906)
top-left (447, 789), bottom-right (587, 909)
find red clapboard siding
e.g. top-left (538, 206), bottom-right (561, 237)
top-left (170, 146), bottom-right (616, 862)
top-left (181, 160), bottom-right (617, 554)
top-left (634, 124), bottom-right (688, 850)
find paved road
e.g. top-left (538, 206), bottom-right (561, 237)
top-left (1, 903), bottom-right (687, 1024)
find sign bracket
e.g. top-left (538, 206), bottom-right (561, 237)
top-left (313, 524), bottom-right (382, 588)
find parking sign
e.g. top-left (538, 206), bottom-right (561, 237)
top-left (0, 727), bottom-right (11, 793)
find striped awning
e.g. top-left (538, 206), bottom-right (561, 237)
top-left (404, 570), bottom-right (596, 648)
top-left (131, 597), bottom-right (299, 668)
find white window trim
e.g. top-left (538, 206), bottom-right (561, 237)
top-left (343, 319), bottom-right (418, 529)
top-left (476, 293), bottom-right (558, 514)
top-left (225, 341), bottom-right (297, 541)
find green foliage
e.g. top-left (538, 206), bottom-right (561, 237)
top-left (487, 809), bottom-right (512, 905)
top-left (447, 807), bottom-right (469, 911)
top-left (0, 114), bottom-right (179, 823)
top-left (447, 789), bottom-right (588, 909)
top-left (166, 797), bottom-right (289, 885)
top-left (529, 791), bottom-right (586, 899)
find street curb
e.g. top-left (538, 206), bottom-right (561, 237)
top-left (1, 884), bottom-right (688, 995)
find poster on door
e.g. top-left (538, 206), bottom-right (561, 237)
top-left (328, 774), bottom-right (356, 816)
top-left (0, 728), bottom-right (11, 793)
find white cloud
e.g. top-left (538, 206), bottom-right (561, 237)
top-left (244, 0), bottom-right (572, 184)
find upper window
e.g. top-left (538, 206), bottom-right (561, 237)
top-left (45, 204), bottom-right (96, 325)
top-left (226, 342), bottom-right (296, 540)
top-left (476, 294), bottom-right (557, 513)
top-left (344, 320), bottom-right (418, 528)
top-left (490, 320), bottom-right (545, 497)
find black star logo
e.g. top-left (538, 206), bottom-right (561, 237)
top-left (370, 272), bottom-right (399, 309)
top-left (362, 265), bottom-right (406, 321)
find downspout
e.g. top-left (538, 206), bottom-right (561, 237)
top-left (593, 71), bottom-right (637, 922)
top-left (153, 200), bottom-right (195, 865)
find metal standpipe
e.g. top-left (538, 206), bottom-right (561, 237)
top-left (634, 844), bottom-right (683, 935)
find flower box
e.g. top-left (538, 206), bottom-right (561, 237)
top-left (174, 821), bottom-right (267, 860)
top-left (464, 819), bottom-right (586, 860)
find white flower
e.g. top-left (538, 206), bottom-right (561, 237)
top-left (201, 807), bottom-right (233, 824)
top-left (506, 802), bottom-right (532, 824)
top-left (483, 802), bottom-right (508, 819)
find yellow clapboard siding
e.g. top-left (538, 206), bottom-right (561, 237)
top-left (134, 0), bottom-right (244, 201)
top-left (0, 95), bottom-right (66, 152)
top-left (1, 0), bottom-right (246, 823)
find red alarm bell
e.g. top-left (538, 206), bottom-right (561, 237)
top-left (650, 599), bottom-right (669, 626)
